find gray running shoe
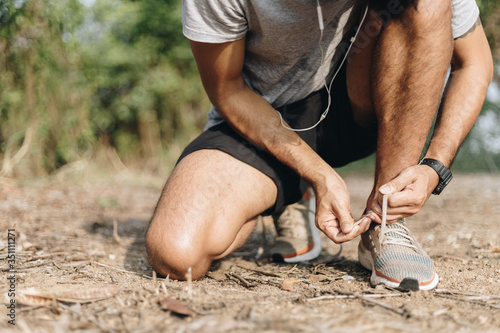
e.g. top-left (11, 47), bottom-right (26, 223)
top-left (269, 191), bottom-right (323, 263)
top-left (358, 219), bottom-right (439, 291)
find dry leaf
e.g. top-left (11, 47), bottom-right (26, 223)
top-left (280, 278), bottom-right (302, 292)
top-left (159, 296), bottom-right (195, 316)
top-left (206, 271), bottom-right (226, 281)
top-left (492, 246), bottom-right (500, 253)
top-left (309, 274), bottom-right (328, 282)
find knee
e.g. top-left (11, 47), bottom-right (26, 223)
top-left (399, 0), bottom-right (452, 33)
top-left (146, 224), bottom-right (211, 280)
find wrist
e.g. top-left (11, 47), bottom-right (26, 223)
top-left (307, 165), bottom-right (343, 194)
top-left (419, 158), bottom-right (453, 195)
top-left (419, 164), bottom-right (440, 194)
top-left (301, 159), bottom-right (334, 185)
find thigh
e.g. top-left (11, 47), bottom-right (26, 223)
top-left (179, 122), bottom-right (307, 213)
top-left (149, 149), bottom-right (278, 259)
top-left (317, 62), bottom-right (378, 168)
top-left (346, 8), bottom-right (382, 129)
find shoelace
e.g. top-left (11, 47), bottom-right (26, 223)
top-left (379, 194), bottom-right (416, 249)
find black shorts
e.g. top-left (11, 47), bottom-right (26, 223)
top-left (178, 65), bottom-right (377, 215)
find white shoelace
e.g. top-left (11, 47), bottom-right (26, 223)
top-left (379, 194), bottom-right (416, 249)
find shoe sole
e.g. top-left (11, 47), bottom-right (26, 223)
top-left (358, 241), bottom-right (439, 291)
top-left (281, 195), bottom-right (323, 263)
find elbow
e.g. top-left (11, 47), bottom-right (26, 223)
top-left (483, 47), bottom-right (495, 87)
top-left (485, 58), bottom-right (494, 87)
top-left (473, 57), bottom-right (494, 92)
top-left (478, 49), bottom-right (495, 87)
top-left (211, 83), bottom-right (248, 115)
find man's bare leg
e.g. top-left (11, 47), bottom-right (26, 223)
top-left (348, 1), bottom-right (453, 217)
top-left (347, 0), bottom-right (453, 290)
top-left (371, 0), bottom-right (453, 211)
top-left (146, 149), bottom-right (277, 280)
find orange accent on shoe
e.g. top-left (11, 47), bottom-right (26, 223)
top-left (303, 191), bottom-right (311, 200)
top-left (281, 241), bottom-right (315, 259)
top-left (375, 268), bottom-right (436, 286)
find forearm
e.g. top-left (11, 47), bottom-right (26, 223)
top-left (190, 39), bottom-right (362, 242)
top-left (215, 84), bottom-right (336, 187)
top-left (425, 66), bottom-right (491, 166)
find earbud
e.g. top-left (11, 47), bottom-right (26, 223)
top-left (317, 3), bottom-right (324, 31)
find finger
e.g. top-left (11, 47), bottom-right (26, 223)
top-left (339, 214), bottom-right (355, 234)
top-left (331, 224), bottom-right (364, 243)
top-left (321, 223), bottom-right (342, 244)
top-left (371, 198), bottom-right (382, 215)
top-left (370, 205), bottom-right (416, 223)
top-left (356, 216), bottom-right (372, 233)
top-left (332, 217), bottom-right (370, 243)
top-left (317, 217), bottom-right (340, 239)
top-left (320, 219), bottom-right (358, 244)
top-left (366, 210), bottom-right (381, 224)
top-left (390, 187), bottom-right (427, 208)
top-left (378, 169), bottom-right (416, 195)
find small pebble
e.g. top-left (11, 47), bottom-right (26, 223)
top-left (341, 275), bottom-right (355, 281)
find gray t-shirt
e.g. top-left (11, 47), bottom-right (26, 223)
top-left (182, 0), bottom-right (480, 129)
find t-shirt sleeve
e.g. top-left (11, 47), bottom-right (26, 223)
top-left (451, 0), bottom-right (480, 39)
top-left (182, 0), bottom-right (248, 43)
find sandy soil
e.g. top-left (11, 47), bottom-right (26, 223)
top-left (0, 172), bottom-right (499, 332)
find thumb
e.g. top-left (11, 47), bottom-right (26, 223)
top-left (338, 213), bottom-right (355, 234)
top-left (379, 170), bottom-right (415, 195)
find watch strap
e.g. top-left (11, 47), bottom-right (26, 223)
top-left (419, 158), bottom-right (453, 195)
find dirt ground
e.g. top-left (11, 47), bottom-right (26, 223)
top-left (1, 171), bottom-right (499, 333)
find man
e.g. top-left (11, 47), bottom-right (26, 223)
top-left (146, 0), bottom-right (493, 290)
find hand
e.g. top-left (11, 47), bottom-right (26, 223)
top-left (312, 173), bottom-right (371, 244)
top-left (366, 164), bottom-right (439, 223)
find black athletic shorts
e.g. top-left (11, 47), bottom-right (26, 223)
top-left (178, 64), bottom-right (377, 215)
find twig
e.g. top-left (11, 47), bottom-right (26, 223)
top-left (52, 260), bottom-right (61, 270)
top-left (282, 264), bottom-right (298, 275)
top-left (29, 252), bottom-right (70, 260)
top-left (435, 254), bottom-right (468, 262)
top-left (432, 308), bottom-right (449, 317)
top-left (356, 293), bottom-right (408, 316)
top-left (227, 272), bottom-right (255, 288)
top-left (92, 261), bottom-right (152, 279)
top-left (59, 303), bottom-right (118, 333)
top-left (434, 289), bottom-right (500, 300)
top-left (186, 267), bottom-right (192, 297)
top-left (113, 219), bottom-right (122, 244)
top-left (255, 216), bottom-right (265, 260)
top-left (472, 249), bottom-right (499, 253)
top-left (333, 289), bottom-right (408, 317)
top-left (161, 281), bottom-right (168, 295)
top-left (236, 265), bottom-right (282, 277)
top-left (240, 275), bottom-right (281, 286)
top-left (308, 293), bottom-right (403, 302)
top-left (434, 289), bottom-right (500, 309)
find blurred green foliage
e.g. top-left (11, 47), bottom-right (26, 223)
top-left (0, 0), bottom-right (208, 177)
top-left (0, 0), bottom-right (499, 177)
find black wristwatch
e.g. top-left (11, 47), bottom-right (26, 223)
top-left (419, 158), bottom-right (453, 195)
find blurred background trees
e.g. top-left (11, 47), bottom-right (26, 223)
top-left (0, 0), bottom-right (499, 177)
top-left (0, 0), bottom-right (208, 177)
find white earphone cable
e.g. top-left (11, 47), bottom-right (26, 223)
top-left (277, 3), bottom-right (369, 132)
